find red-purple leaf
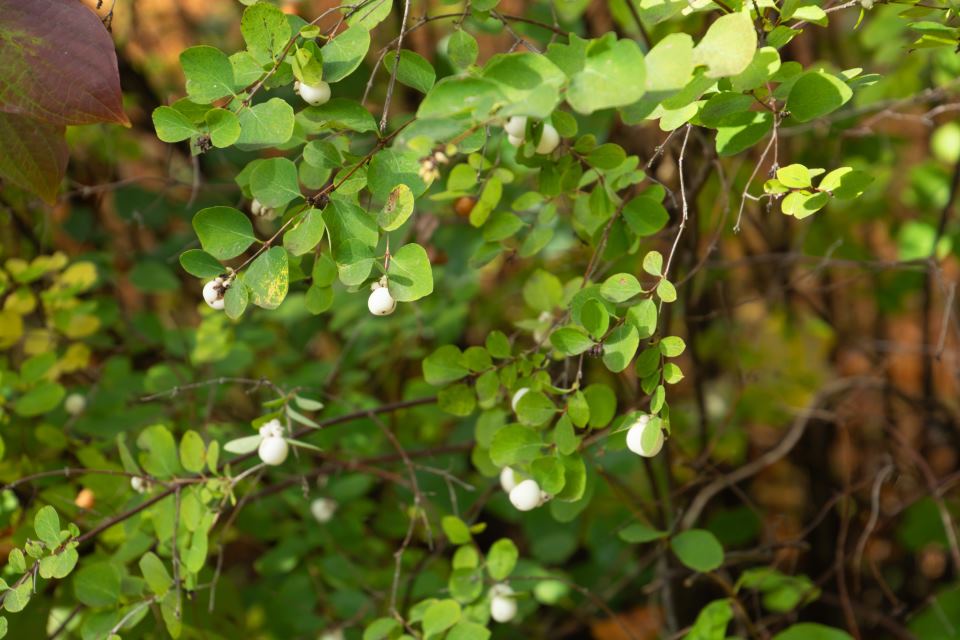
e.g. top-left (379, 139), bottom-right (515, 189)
top-left (0, 112), bottom-right (68, 203)
top-left (0, 0), bottom-right (129, 126)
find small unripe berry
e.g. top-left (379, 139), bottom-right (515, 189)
top-left (310, 497), bottom-right (337, 523)
top-left (130, 476), bottom-right (148, 494)
top-left (504, 116), bottom-right (527, 138)
top-left (297, 80), bottom-right (331, 106)
top-left (535, 124), bottom-right (560, 155)
top-left (75, 488), bottom-right (95, 510)
top-left (626, 415), bottom-right (663, 457)
top-left (258, 436), bottom-right (289, 466)
top-left (509, 478), bottom-right (543, 511)
top-left (64, 393), bottom-right (86, 416)
top-left (368, 285), bottom-right (397, 316)
top-left (499, 466), bottom-right (519, 493)
top-left (490, 583), bottom-right (517, 623)
top-left (454, 196), bottom-right (475, 217)
top-left (511, 387), bottom-right (529, 412)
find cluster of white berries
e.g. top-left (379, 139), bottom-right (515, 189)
top-left (368, 276), bottom-right (397, 316)
top-left (498, 387), bottom-right (551, 511)
top-left (295, 80), bottom-right (331, 106)
top-left (64, 393), bottom-right (86, 416)
top-left (250, 198), bottom-right (277, 220)
top-left (625, 414), bottom-right (664, 457)
top-left (258, 419), bottom-right (289, 466)
top-left (418, 150), bottom-right (449, 183)
top-left (503, 116), bottom-right (560, 155)
top-left (489, 583), bottom-right (517, 623)
top-left (202, 276), bottom-right (230, 311)
top-left (310, 497), bottom-right (337, 523)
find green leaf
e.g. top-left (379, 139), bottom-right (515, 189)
top-left (180, 45), bottom-right (235, 103)
top-left (818, 167), bottom-right (872, 199)
top-left (482, 52), bottom-right (566, 119)
top-left (531, 456), bottom-right (566, 494)
top-left (14, 382), bottom-right (64, 417)
top-left (303, 98), bottom-right (378, 133)
top-left (417, 77), bottom-right (504, 119)
top-left (516, 390), bottom-right (556, 427)
top-left (153, 106), bottom-right (199, 143)
top-left (205, 108), bottom-right (241, 148)
top-left (283, 209), bottom-right (325, 256)
top-left (179, 430), bottom-right (206, 473)
top-left (387, 243), bottom-right (434, 302)
top-left (627, 299), bottom-right (658, 339)
top-left (772, 624), bottom-right (854, 640)
top-left (224, 281), bottom-right (249, 319)
top-left (601, 273), bottom-right (643, 303)
top-left (139, 552), bottom-right (173, 598)
top-left (38, 548), bottom-right (78, 579)
top-left (671, 529), bottom-right (724, 572)
top-left (776, 164), bottom-right (812, 189)
top-left (438, 383), bottom-right (476, 416)
top-left (303, 140), bottom-right (342, 169)
top-left (447, 621), bottom-right (491, 640)
top-left (378, 184), bottom-right (415, 231)
top-left (730, 47), bottom-right (782, 92)
top-left (643, 251), bottom-right (663, 276)
top-left (684, 599), bottom-right (733, 640)
top-left (442, 516), bottom-right (472, 545)
top-left (619, 522), bottom-right (667, 543)
top-left (787, 71), bottom-right (853, 123)
top-left (384, 49), bottom-right (436, 94)
top-left (364, 618), bottom-right (402, 640)
top-left (644, 33), bottom-right (694, 96)
top-left (179, 250), bottom-right (224, 278)
top-left (137, 424), bottom-right (182, 478)
top-left (550, 326), bottom-right (595, 356)
top-left (192, 206), bottom-right (256, 260)
top-left (523, 269), bottom-right (563, 312)
top-left (250, 157), bottom-right (301, 209)
top-left (367, 148), bottom-right (428, 201)
top-left (490, 425), bottom-right (543, 466)
top-left (568, 39), bottom-right (646, 114)
top-left (423, 599), bottom-right (461, 636)
top-left (602, 324), bottom-right (640, 372)
top-left (244, 247), bottom-right (289, 309)
top-left (781, 190), bottom-right (829, 219)
top-left (34, 505), bottom-right (60, 547)
top-left (237, 98), bottom-right (295, 146)
top-left (716, 111), bottom-right (773, 156)
top-left (487, 539), bottom-right (519, 580)
top-left (692, 12), bottom-right (757, 78)
top-left (423, 345), bottom-right (469, 385)
top-left (623, 196), bottom-right (669, 237)
top-left (448, 30), bottom-right (479, 69)
top-left (3, 582), bottom-right (30, 613)
top-left (659, 336), bottom-right (686, 357)
top-left (322, 25), bottom-right (371, 82)
top-left (73, 562), bottom-right (122, 607)
top-left (241, 2), bottom-right (291, 65)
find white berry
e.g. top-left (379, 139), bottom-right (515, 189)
top-left (490, 584), bottom-right (517, 623)
top-left (203, 278), bottom-right (226, 310)
top-left (64, 393), bottom-right (86, 416)
top-left (507, 133), bottom-right (524, 147)
top-left (511, 387), bottom-right (529, 412)
top-left (535, 124), bottom-right (560, 155)
top-left (251, 199), bottom-right (263, 216)
top-left (258, 436), bottom-right (289, 466)
top-left (319, 631), bottom-right (344, 640)
top-left (499, 466), bottom-right (519, 493)
top-left (297, 80), bottom-right (331, 106)
top-left (259, 419), bottom-right (284, 439)
top-left (626, 416), bottom-right (663, 457)
top-left (504, 116), bottom-right (527, 138)
top-left (310, 497), bottom-right (337, 523)
top-left (509, 479), bottom-right (543, 512)
top-left (130, 477), bottom-right (148, 494)
top-left (368, 285), bottom-right (397, 316)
